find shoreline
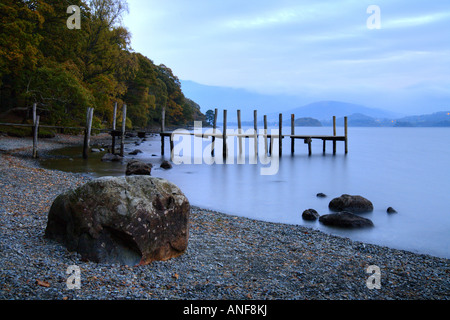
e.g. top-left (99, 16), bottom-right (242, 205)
top-left (0, 134), bottom-right (449, 300)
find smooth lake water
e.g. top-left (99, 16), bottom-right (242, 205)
top-left (40, 126), bottom-right (450, 259)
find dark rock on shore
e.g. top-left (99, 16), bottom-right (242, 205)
top-left (125, 160), bottom-right (152, 176)
top-left (319, 211), bottom-right (374, 228)
top-left (328, 194), bottom-right (373, 213)
top-left (45, 176), bottom-right (190, 266)
top-left (302, 209), bottom-right (320, 221)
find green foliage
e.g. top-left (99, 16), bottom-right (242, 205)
top-left (205, 109), bottom-right (215, 125)
top-left (0, 0), bottom-right (203, 129)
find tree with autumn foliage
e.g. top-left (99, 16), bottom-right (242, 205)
top-left (0, 0), bottom-right (204, 130)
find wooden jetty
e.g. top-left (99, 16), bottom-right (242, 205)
top-left (1, 103), bottom-right (347, 160)
top-left (160, 109), bottom-right (348, 158)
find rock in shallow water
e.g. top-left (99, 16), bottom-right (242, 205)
top-left (328, 194), bottom-right (373, 213)
top-left (319, 211), bottom-right (374, 228)
top-left (45, 176), bottom-right (190, 265)
top-left (125, 160), bottom-right (152, 176)
top-left (387, 207), bottom-right (397, 214)
top-left (302, 209), bottom-right (320, 221)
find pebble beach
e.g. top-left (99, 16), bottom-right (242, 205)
top-left (0, 134), bottom-right (449, 301)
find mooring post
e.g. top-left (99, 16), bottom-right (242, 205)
top-left (112, 102), bottom-right (117, 154)
top-left (83, 107), bottom-right (93, 159)
top-left (253, 110), bottom-right (258, 156)
top-left (237, 109), bottom-right (242, 155)
top-left (291, 114), bottom-right (295, 155)
top-left (264, 115), bottom-right (268, 155)
top-left (333, 116), bottom-right (337, 155)
top-left (32, 115), bottom-right (39, 159)
top-left (223, 109), bottom-right (227, 158)
top-left (279, 113), bottom-right (283, 156)
top-left (307, 138), bottom-right (312, 156)
top-left (120, 104), bottom-right (127, 157)
top-left (344, 116), bottom-right (348, 154)
top-left (161, 106), bottom-right (165, 155)
top-left (211, 108), bottom-right (218, 156)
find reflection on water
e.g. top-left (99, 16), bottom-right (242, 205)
top-left (40, 127), bottom-right (450, 258)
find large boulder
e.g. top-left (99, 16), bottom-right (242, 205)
top-left (319, 211), bottom-right (374, 228)
top-left (126, 160), bottom-right (152, 176)
top-left (328, 194), bottom-right (373, 213)
top-left (45, 176), bottom-right (190, 266)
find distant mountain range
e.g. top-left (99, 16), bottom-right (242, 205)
top-left (181, 80), bottom-right (449, 127)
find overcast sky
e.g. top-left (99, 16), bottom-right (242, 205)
top-left (123, 0), bottom-right (450, 114)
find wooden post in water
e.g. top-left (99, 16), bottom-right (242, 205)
top-left (237, 110), bottom-right (242, 155)
top-left (291, 114), bottom-right (295, 155)
top-left (32, 115), bottom-right (39, 159)
top-left (120, 104), bottom-right (127, 157)
top-left (333, 116), bottom-right (337, 155)
top-left (223, 109), bottom-right (227, 158)
top-left (211, 108), bottom-right (218, 156)
top-left (279, 113), bottom-right (283, 156)
top-left (112, 102), bottom-right (117, 154)
top-left (253, 110), bottom-right (258, 156)
top-left (161, 106), bottom-right (166, 156)
top-left (264, 115), bottom-right (268, 155)
top-left (344, 116), bottom-right (348, 154)
top-left (306, 138), bottom-right (312, 156)
top-left (83, 107), bottom-right (93, 159)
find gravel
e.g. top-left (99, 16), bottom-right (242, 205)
top-left (0, 135), bottom-right (449, 301)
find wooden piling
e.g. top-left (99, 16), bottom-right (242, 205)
top-left (264, 115), bottom-right (268, 155)
top-left (211, 108), bottom-right (218, 156)
top-left (333, 116), bottom-right (337, 155)
top-left (161, 106), bottom-right (166, 155)
top-left (223, 109), bottom-right (227, 158)
top-left (32, 115), bottom-right (39, 159)
top-left (253, 110), bottom-right (258, 156)
top-left (344, 116), bottom-right (348, 154)
top-left (83, 107), bottom-right (93, 159)
top-left (112, 102), bottom-right (117, 154)
top-left (32, 103), bottom-right (37, 127)
top-left (279, 113), bottom-right (282, 156)
top-left (120, 104), bottom-right (127, 157)
top-left (305, 138), bottom-right (312, 156)
top-left (291, 114), bottom-right (295, 155)
top-left (237, 110), bottom-right (242, 155)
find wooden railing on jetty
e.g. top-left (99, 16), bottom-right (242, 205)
top-left (160, 109), bottom-right (348, 158)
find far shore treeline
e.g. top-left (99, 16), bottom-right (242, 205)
top-left (0, 0), bottom-right (205, 133)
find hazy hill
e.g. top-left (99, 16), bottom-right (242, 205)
top-left (394, 111), bottom-right (450, 127)
top-left (277, 101), bottom-right (404, 122)
top-left (181, 80), bottom-right (313, 121)
top-left (181, 80), bottom-right (449, 127)
top-left (181, 80), bottom-right (404, 122)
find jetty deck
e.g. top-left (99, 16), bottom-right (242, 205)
top-left (160, 109), bottom-right (348, 157)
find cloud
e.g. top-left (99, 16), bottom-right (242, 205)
top-left (123, 0), bottom-right (450, 114)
